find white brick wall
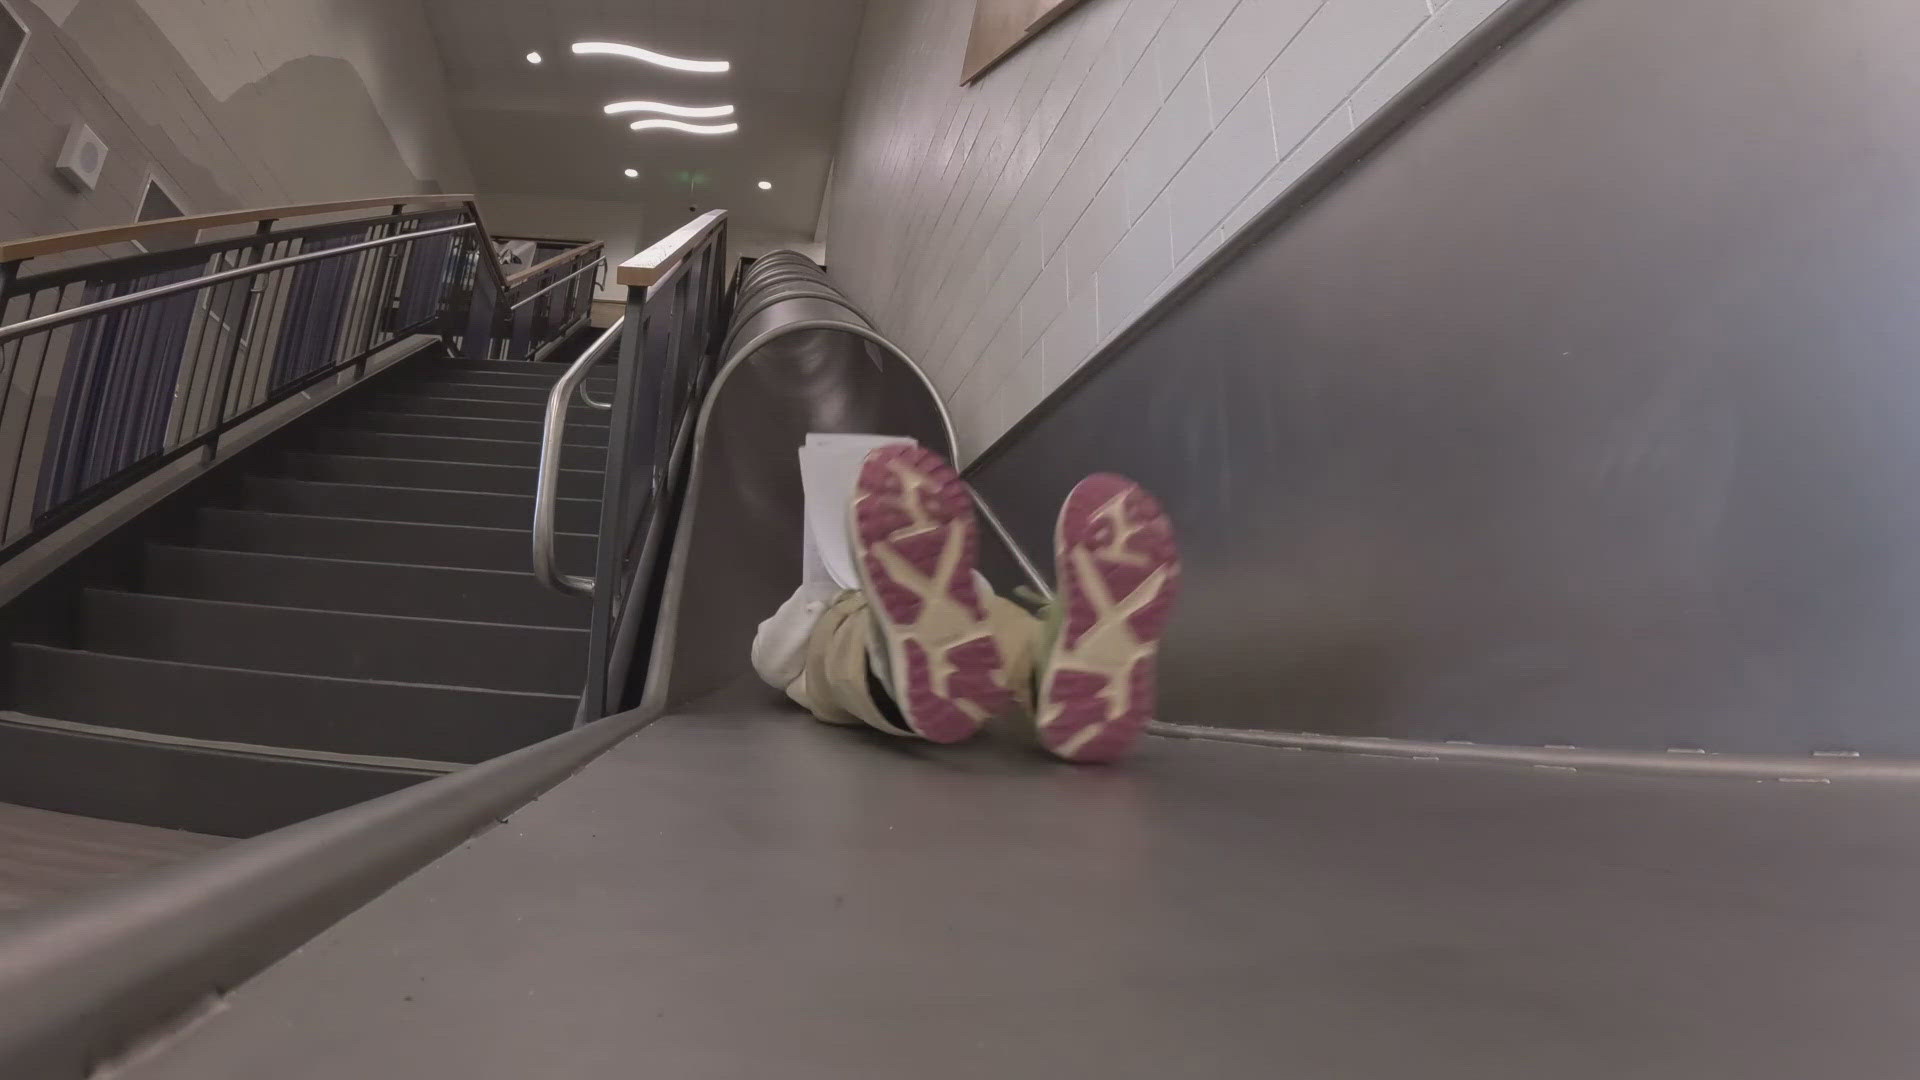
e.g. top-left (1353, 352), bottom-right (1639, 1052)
top-left (827, 0), bottom-right (1509, 462)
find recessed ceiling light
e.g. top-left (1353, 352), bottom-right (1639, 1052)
top-left (603, 101), bottom-right (735, 119)
top-left (624, 168), bottom-right (639, 179)
top-left (526, 51), bottom-right (542, 64)
top-left (571, 41), bottom-right (729, 74)
top-left (628, 119), bottom-right (739, 135)
top-left (757, 180), bottom-right (772, 190)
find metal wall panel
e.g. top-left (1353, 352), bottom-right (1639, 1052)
top-left (656, 298), bottom-right (950, 709)
top-left (971, 0), bottom-right (1920, 755)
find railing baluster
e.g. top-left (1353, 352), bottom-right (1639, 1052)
top-left (0, 203), bottom-right (509, 560)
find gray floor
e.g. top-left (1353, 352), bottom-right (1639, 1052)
top-left (0, 802), bottom-right (226, 913)
top-left (121, 708), bottom-right (1920, 1078)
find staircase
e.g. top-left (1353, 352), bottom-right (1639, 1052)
top-left (0, 349), bottom-right (613, 839)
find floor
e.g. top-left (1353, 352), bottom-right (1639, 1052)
top-left (0, 802), bottom-right (226, 913)
top-left (120, 709), bottom-right (1920, 1079)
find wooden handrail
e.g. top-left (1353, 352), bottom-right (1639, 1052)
top-left (0, 194), bottom-right (477, 263)
top-left (504, 240), bottom-right (605, 289)
top-left (617, 210), bottom-right (727, 288)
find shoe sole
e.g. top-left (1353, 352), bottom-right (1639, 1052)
top-left (849, 445), bottom-right (1010, 743)
top-left (1036, 474), bottom-right (1181, 763)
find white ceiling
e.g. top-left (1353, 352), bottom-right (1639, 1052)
top-left (424, 0), bottom-right (869, 239)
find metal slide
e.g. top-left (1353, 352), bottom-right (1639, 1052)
top-left (104, 257), bottom-right (1920, 1078)
top-left (51, 0), bottom-right (1920, 1069)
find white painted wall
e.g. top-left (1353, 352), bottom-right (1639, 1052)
top-left (124, 0), bottom-right (473, 194)
top-left (0, 0), bottom-right (471, 257)
top-left (828, 0), bottom-right (1508, 460)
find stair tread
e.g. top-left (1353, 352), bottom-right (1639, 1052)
top-left (0, 710), bottom-right (461, 774)
top-left (13, 642), bottom-right (575, 702)
top-left (79, 588), bottom-right (589, 694)
top-left (279, 450), bottom-right (603, 475)
top-left (201, 505), bottom-right (595, 539)
top-left (148, 542), bottom-right (556, 576)
top-left (278, 449), bottom-right (599, 470)
top-left (12, 643), bottom-right (576, 762)
top-left (367, 397), bottom-right (612, 423)
top-left (142, 542), bottom-right (590, 629)
top-left (314, 428), bottom-right (605, 450)
top-left (244, 475), bottom-right (599, 507)
top-left (322, 422), bottom-right (595, 443)
top-left (85, 586), bottom-right (588, 635)
top-left (195, 506), bottom-right (597, 575)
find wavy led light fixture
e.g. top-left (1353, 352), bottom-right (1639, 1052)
top-left (571, 41), bottom-right (729, 74)
top-left (628, 118), bottom-right (739, 135)
top-left (603, 101), bottom-right (736, 119)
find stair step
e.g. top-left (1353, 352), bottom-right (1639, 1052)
top-left (380, 380), bottom-right (565, 404)
top-left (406, 368), bottom-right (615, 391)
top-left (9, 644), bottom-right (572, 764)
top-left (143, 544), bottom-right (590, 628)
top-left (239, 476), bottom-right (602, 533)
top-left (306, 428), bottom-right (607, 469)
top-left (339, 411), bottom-right (610, 447)
top-left (368, 393), bottom-right (609, 424)
top-left (79, 589), bottom-right (587, 694)
top-left (272, 452), bottom-right (605, 498)
top-left (425, 359), bottom-right (580, 378)
top-left (195, 507), bottom-right (595, 574)
top-left (0, 711), bottom-right (451, 837)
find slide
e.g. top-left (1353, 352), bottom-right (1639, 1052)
top-left (110, 260), bottom-right (1920, 1080)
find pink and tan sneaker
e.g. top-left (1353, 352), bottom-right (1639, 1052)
top-left (849, 444), bottom-right (1013, 743)
top-left (1035, 474), bottom-right (1181, 763)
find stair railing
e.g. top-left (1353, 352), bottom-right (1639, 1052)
top-left (465, 234), bottom-right (605, 365)
top-left (533, 210), bottom-right (729, 719)
top-left (0, 195), bottom-right (545, 562)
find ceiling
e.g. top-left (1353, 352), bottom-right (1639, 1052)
top-left (423, 0), bottom-right (869, 239)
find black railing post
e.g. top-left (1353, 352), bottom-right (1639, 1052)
top-left (355, 207), bottom-right (409, 381)
top-left (200, 219), bottom-right (278, 460)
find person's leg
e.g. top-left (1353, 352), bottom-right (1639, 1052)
top-left (1030, 474), bottom-right (1182, 763)
top-left (794, 589), bottom-right (918, 735)
top-left (791, 450), bottom-right (1181, 764)
top-left (840, 443), bottom-right (1014, 743)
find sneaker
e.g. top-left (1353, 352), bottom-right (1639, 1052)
top-left (1034, 474), bottom-right (1181, 763)
top-left (849, 444), bottom-right (1012, 743)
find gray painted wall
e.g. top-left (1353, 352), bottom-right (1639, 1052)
top-left (0, 0), bottom-right (471, 263)
top-left (971, 0), bottom-right (1920, 757)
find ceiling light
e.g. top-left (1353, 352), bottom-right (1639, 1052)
top-left (571, 41), bottom-right (729, 74)
top-left (628, 119), bottom-right (739, 135)
top-left (624, 168), bottom-right (639, 179)
top-left (603, 101), bottom-right (735, 119)
top-left (526, 51), bottom-right (542, 64)
top-left (757, 180), bottom-right (772, 190)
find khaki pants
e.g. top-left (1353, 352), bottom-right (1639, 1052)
top-left (788, 589), bottom-right (1043, 737)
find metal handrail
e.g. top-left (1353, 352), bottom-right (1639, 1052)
top-left (0, 193), bottom-right (478, 263)
top-left (577, 380), bottom-right (612, 410)
top-left (534, 319), bottom-right (624, 598)
top-left (0, 221), bottom-right (478, 345)
top-left (507, 256), bottom-right (608, 311)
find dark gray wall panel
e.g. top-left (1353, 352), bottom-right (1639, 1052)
top-left (971, 0), bottom-right (1920, 755)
